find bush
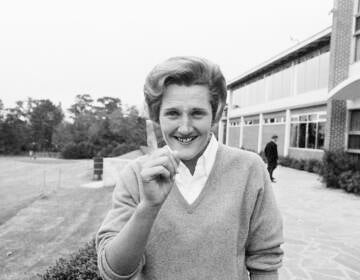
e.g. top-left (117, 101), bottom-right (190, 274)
top-left (304, 158), bottom-right (322, 173)
top-left (108, 142), bottom-right (138, 157)
top-left (39, 239), bottom-right (101, 280)
top-left (319, 150), bottom-right (359, 189)
top-left (292, 159), bottom-right (306, 170)
top-left (278, 156), bottom-right (292, 167)
top-left (338, 170), bottom-right (360, 193)
top-left (61, 142), bottom-right (95, 159)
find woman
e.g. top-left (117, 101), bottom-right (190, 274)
top-left (96, 56), bottom-right (283, 280)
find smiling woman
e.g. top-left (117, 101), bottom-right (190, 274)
top-left (159, 84), bottom-right (214, 172)
top-left (96, 56), bottom-right (284, 280)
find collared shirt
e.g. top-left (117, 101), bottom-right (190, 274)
top-left (175, 134), bottom-right (219, 204)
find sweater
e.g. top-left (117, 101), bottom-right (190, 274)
top-left (96, 144), bottom-right (284, 280)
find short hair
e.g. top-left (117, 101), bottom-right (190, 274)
top-left (144, 56), bottom-right (227, 124)
top-left (271, 135), bottom-right (278, 139)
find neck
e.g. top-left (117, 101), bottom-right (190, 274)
top-left (181, 134), bottom-right (212, 175)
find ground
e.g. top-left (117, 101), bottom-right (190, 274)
top-left (0, 156), bottom-right (360, 280)
top-left (0, 155), bottom-right (133, 280)
top-left (273, 166), bottom-right (360, 280)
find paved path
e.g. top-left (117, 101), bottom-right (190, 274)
top-left (272, 166), bottom-right (360, 280)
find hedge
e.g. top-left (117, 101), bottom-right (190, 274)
top-left (318, 150), bottom-right (360, 193)
top-left (39, 239), bottom-right (101, 280)
top-left (258, 148), bottom-right (359, 194)
top-left (277, 150), bottom-right (360, 194)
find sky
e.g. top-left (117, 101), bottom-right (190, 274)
top-left (0, 0), bottom-right (333, 113)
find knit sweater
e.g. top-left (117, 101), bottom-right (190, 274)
top-left (96, 144), bottom-right (284, 280)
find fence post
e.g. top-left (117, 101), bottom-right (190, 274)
top-left (93, 156), bottom-right (103, 180)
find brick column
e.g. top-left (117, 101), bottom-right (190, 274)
top-left (325, 0), bottom-right (354, 151)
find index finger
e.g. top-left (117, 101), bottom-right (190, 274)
top-left (146, 120), bottom-right (158, 153)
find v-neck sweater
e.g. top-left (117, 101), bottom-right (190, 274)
top-left (96, 144), bottom-right (284, 280)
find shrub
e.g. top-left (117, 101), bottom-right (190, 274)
top-left (39, 239), bottom-right (101, 280)
top-left (319, 150), bottom-right (358, 189)
top-left (338, 170), bottom-right (360, 193)
top-left (61, 141), bottom-right (96, 159)
top-left (304, 158), bottom-right (323, 173)
top-left (278, 156), bottom-right (292, 167)
top-left (292, 159), bottom-right (306, 170)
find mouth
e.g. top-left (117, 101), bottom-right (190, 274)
top-left (173, 136), bottom-right (198, 145)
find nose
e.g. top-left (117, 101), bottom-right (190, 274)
top-left (178, 115), bottom-right (193, 135)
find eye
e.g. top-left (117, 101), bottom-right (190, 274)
top-left (191, 109), bottom-right (206, 117)
top-left (164, 110), bottom-right (180, 118)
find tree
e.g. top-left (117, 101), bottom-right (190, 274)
top-left (96, 96), bottom-right (122, 115)
top-left (0, 100), bottom-right (32, 154)
top-left (30, 100), bottom-right (64, 150)
top-left (68, 94), bottom-right (94, 118)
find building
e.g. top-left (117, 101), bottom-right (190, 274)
top-left (219, 0), bottom-right (360, 160)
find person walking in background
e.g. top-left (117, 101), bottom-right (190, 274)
top-left (96, 57), bottom-right (283, 280)
top-left (265, 135), bottom-right (278, 183)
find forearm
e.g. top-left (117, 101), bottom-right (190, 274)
top-left (104, 202), bottom-right (161, 276)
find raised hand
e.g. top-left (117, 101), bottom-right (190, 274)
top-left (140, 120), bottom-right (180, 207)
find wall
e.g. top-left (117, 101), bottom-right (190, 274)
top-left (325, 0), bottom-right (354, 151)
top-left (228, 127), bottom-right (240, 148)
top-left (288, 148), bottom-right (324, 160)
top-left (242, 126), bottom-right (259, 151)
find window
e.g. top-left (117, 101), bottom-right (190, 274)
top-left (354, 2), bottom-right (360, 61)
top-left (348, 109), bottom-right (360, 150)
top-left (263, 116), bottom-right (285, 125)
top-left (244, 118), bottom-right (259, 126)
top-left (290, 111), bottom-right (326, 149)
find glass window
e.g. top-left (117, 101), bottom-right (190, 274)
top-left (348, 135), bottom-right (360, 149)
top-left (290, 124), bottom-right (298, 147)
top-left (317, 122), bottom-right (325, 149)
top-left (308, 114), bottom-right (317, 122)
top-left (356, 17), bottom-right (360, 32)
top-left (299, 123), bottom-right (307, 148)
top-left (308, 123), bottom-right (317, 149)
top-left (299, 115), bottom-right (308, 122)
top-left (355, 36), bottom-right (360, 62)
top-left (350, 110), bottom-right (360, 131)
top-left (290, 112), bottom-right (326, 150)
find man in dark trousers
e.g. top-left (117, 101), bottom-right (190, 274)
top-left (264, 135), bottom-right (278, 182)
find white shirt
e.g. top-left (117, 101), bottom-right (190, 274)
top-left (175, 134), bottom-right (219, 204)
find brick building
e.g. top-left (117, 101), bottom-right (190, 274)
top-left (219, 0), bottom-right (360, 160)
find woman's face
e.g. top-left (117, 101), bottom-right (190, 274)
top-left (159, 84), bottom-right (213, 160)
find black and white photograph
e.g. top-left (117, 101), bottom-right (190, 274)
top-left (1, 0), bottom-right (360, 279)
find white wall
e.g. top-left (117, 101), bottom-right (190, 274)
top-left (232, 51), bottom-right (330, 109)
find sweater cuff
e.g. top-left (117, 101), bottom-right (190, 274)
top-left (98, 246), bottom-right (145, 280)
top-left (250, 271), bottom-right (278, 280)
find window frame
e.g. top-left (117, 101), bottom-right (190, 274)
top-left (346, 108), bottom-right (360, 153)
top-left (353, 1), bottom-right (360, 62)
top-left (290, 111), bottom-right (326, 150)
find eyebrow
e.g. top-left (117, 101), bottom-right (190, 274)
top-left (162, 107), bottom-right (208, 112)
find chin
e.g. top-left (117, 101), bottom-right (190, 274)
top-left (177, 151), bottom-right (196, 161)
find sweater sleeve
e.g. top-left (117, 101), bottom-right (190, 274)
top-left (245, 156), bottom-right (284, 280)
top-left (96, 162), bottom-right (144, 280)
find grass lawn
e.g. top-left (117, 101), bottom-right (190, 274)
top-left (0, 156), bottom-right (115, 280)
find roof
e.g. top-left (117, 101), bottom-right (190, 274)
top-left (227, 26), bottom-right (332, 89)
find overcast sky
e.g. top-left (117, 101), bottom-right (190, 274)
top-left (0, 0), bottom-right (333, 113)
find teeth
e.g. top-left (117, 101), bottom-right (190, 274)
top-left (176, 136), bottom-right (196, 143)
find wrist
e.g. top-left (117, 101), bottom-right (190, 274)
top-left (137, 201), bottom-right (162, 218)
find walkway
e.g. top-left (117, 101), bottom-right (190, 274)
top-left (273, 166), bottom-right (360, 280)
